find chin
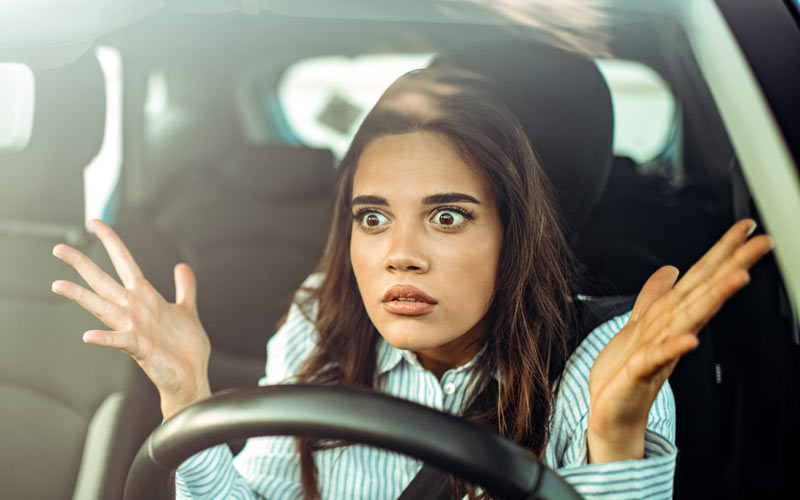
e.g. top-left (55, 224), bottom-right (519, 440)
top-left (375, 320), bottom-right (451, 352)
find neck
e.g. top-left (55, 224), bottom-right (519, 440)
top-left (413, 318), bottom-right (489, 379)
top-left (414, 352), bottom-right (462, 380)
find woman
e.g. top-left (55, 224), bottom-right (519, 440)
top-left (52, 67), bottom-right (771, 499)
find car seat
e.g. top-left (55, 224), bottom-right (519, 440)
top-left (0, 52), bottom-right (161, 500)
top-left (432, 41), bottom-right (614, 244)
top-left (114, 144), bottom-right (336, 393)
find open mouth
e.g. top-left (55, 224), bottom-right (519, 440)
top-left (382, 285), bottom-right (437, 316)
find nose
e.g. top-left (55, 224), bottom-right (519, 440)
top-left (384, 223), bottom-right (429, 274)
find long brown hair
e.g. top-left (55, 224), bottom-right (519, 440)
top-left (292, 68), bottom-right (577, 499)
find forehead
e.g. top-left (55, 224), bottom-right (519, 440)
top-left (352, 132), bottom-right (492, 200)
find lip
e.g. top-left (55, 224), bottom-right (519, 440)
top-left (381, 285), bottom-right (437, 317)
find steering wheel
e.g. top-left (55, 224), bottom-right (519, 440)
top-left (123, 384), bottom-right (582, 500)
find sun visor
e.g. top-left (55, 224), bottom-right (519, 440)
top-left (0, 0), bottom-right (161, 68)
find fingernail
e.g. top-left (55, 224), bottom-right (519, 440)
top-left (51, 281), bottom-right (62, 293)
top-left (52, 246), bottom-right (62, 259)
top-left (747, 221), bottom-right (758, 237)
top-left (768, 235), bottom-right (776, 249)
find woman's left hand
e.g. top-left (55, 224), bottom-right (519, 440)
top-left (587, 219), bottom-right (772, 463)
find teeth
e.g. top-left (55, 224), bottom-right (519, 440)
top-left (395, 298), bottom-right (421, 302)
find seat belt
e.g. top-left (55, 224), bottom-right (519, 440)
top-left (396, 381), bottom-right (499, 500)
top-left (395, 464), bottom-right (456, 500)
top-left (396, 296), bottom-right (634, 500)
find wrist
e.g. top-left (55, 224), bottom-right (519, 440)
top-left (586, 412), bottom-right (647, 463)
top-left (159, 381), bottom-right (212, 421)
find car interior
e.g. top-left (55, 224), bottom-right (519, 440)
top-left (0, 1), bottom-right (798, 499)
top-left (0, 51), bottom-right (160, 500)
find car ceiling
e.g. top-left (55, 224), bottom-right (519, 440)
top-left (0, 0), bottom-right (684, 68)
top-left (3, 0), bottom-right (733, 193)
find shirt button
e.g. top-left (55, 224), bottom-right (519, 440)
top-left (443, 383), bottom-right (456, 395)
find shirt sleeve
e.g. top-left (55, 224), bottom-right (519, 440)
top-left (175, 275), bottom-right (322, 500)
top-left (547, 311), bottom-right (677, 500)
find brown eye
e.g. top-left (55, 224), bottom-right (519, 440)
top-left (355, 210), bottom-right (389, 229)
top-left (430, 209), bottom-right (468, 228)
top-left (438, 213), bottom-right (454, 225)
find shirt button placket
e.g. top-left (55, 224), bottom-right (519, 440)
top-left (423, 374), bottom-right (443, 409)
top-left (442, 378), bottom-right (460, 414)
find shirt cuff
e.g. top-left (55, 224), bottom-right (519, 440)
top-left (175, 445), bottom-right (236, 499)
top-left (557, 430), bottom-right (677, 499)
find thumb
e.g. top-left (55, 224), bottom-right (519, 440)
top-left (174, 263), bottom-right (197, 309)
top-left (630, 265), bottom-right (679, 322)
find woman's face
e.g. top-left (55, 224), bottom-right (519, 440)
top-left (350, 131), bottom-right (504, 373)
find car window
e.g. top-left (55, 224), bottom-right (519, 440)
top-left (596, 59), bottom-right (675, 165)
top-left (276, 53), bottom-right (435, 159)
top-left (0, 62), bottom-right (35, 152)
top-left (790, 0), bottom-right (800, 27)
top-left (83, 46), bottom-right (123, 225)
top-left (276, 55), bottom-right (675, 166)
top-left (0, 51), bottom-right (123, 225)
top-left (144, 68), bottom-right (170, 124)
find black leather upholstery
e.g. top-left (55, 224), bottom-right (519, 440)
top-left (432, 42), bottom-right (614, 240)
top-left (116, 144), bottom-right (336, 391)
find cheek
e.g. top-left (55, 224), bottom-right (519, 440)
top-left (350, 231), bottom-right (376, 289)
top-left (349, 233), bottom-right (362, 279)
top-left (439, 231), bottom-right (503, 315)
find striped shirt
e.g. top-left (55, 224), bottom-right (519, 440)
top-left (176, 284), bottom-right (676, 499)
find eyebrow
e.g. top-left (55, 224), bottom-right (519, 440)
top-left (352, 195), bottom-right (389, 206)
top-left (351, 192), bottom-right (481, 206)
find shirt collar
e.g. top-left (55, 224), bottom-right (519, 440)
top-left (376, 336), bottom-right (405, 375)
top-left (375, 336), bottom-right (488, 377)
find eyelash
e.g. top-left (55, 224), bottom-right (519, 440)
top-left (352, 208), bottom-right (386, 228)
top-left (351, 206), bottom-right (475, 231)
top-left (430, 206), bottom-right (475, 228)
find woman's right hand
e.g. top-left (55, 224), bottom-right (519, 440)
top-left (52, 219), bottom-right (211, 420)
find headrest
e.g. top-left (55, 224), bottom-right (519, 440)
top-left (217, 144), bottom-right (335, 200)
top-left (432, 41), bottom-right (614, 238)
top-left (0, 51), bottom-right (105, 225)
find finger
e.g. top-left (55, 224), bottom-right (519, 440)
top-left (174, 263), bottom-right (197, 310)
top-left (672, 219), bottom-right (756, 297)
top-left (82, 329), bottom-right (137, 356)
top-left (705, 233), bottom-right (772, 283)
top-left (52, 280), bottom-right (126, 329)
top-left (681, 234), bottom-right (771, 309)
top-left (672, 269), bottom-right (751, 335)
top-left (632, 333), bottom-right (699, 380)
top-left (89, 219), bottom-right (144, 288)
top-left (630, 266), bottom-right (679, 323)
top-left (52, 244), bottom-right (127, 303)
